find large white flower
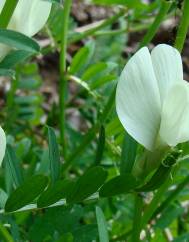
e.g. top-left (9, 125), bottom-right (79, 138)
top-left (116, 44), bottom-right (189, 151)
top-left (0, 0), bottom-right (52, 59)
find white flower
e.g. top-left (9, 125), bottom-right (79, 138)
top-left (116, 44), bottom-right (189, 151)
top-left (0, 0), bottom-right (52, 59)
top-left (0, 127), bottom-right (6, 166)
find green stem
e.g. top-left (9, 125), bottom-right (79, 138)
top-left (69, 11), bottom-right (125, 44)
top-left (174, 0), bottom-right (189, 52)
top-left (153, 175), bottom-right (189, 217)
top-left (132, 194), bottom-right (143, 242)
top-left (59, 0), bottom-right (72, 156)
top-left (0, 223), bottom-right (14, 242)
top-left (0, 0), bottom-right (19, 28)
top-left (139, 0), bottom-right (171, 48)
top-left (93, 22), bottom-right (152, 37)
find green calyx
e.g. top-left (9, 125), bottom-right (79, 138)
top-left (135, 149), bottom-right (182, 192)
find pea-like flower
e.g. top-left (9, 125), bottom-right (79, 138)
top-left (116, 44), bottom-right (189, 152)
top-left (0, 0), bottom-right (52, 59)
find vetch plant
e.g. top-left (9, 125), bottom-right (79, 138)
top-left (0, 0), bottom-right (52, 59)
top-left (0, 0), bottom-right (189, 241)
top-left (116, 44), bottom-right (189, 176)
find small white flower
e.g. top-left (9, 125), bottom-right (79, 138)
top-left (0, 0), bottom-right (52, 59)
top-left (116, 44), bottom-right (189, 151)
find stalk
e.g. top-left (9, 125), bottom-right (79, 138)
top-left (69, 11), bottom-right (125, 44)
top-left (132, 194), bottom-right (143, 242)
top-left (59, 0), bottom-right (72, 156)
top-left (0, 0), bottom-right (18, 28)
top-left (139, 0), bottom-right (171, 48)
top-left (174, 0), bottom-right (189, 52)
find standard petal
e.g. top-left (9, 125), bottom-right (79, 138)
top-left (9, 0), bottom-right (52, 37)
top-left (159, 81), bottom-right (189, 147)
top-left (116, 47), bottom-right (161, 151)
top-left (151, 44), bottom-right (183, 103)
top-left (0, 127), bottom-right (6, 166)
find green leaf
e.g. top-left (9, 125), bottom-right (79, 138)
top-left (96, 206), bottom-right (109, 242)
top-left (120, 133), bottom-right (137, 174)
top-left (68, 41), bottom-right (95, 75)
top-left (37, 179), bottom-right (74, 208)
top-left (90, 74), bottom-right (115, 90)
top-left (82, 62), bottom-right (108, 81)
top-left (99, 174), bottom-right (139, 197)
top-left (0, 68), bottom-right (15, 77)
top-left (18, 78), bottom-right (40, 90)
top-left (48, 126), bottom-right (61, 183)
top-left (4, 145), bottom-right (23, 188)
top-left (67, 166), bottom-right (107, 203)
top-left (5, 175), bottom-right (48, 212)
top-left (0, 50), bottom-right (33, 69)
top-left (95, 125), bottom-right (105, 165)
top-left (0, 29), bottom-right (40, 53)
top-left (82, 61), bottom-right (117, 90)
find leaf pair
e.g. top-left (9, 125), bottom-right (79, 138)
top-left (0, 29), bottom-right (40, 76)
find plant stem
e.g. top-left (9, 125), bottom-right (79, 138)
top-left (132, 194), bottom-right (143, 242)
top-left (139, 0), bottom-right (171, 48)
top-left (0, 0), bottom-right (19, 28)
top-left (93, 22), bottom-right (151, 37)
top-left (174, 0), bottom-right (189, 52)
top-left (69, 10), bottom-right (125, 43)
top-left (59, 0), bottom-right (72, 156)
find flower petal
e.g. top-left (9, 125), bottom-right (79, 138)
top-left (9, 0), bottom-right (52, 37)
top-left (151, 44), bottom-right (183, 103)
top-left (116, 47), bottom-right (161, 150)
top-left (0, 127), bottom-right (6, 166)
top-left (159, 81), bottom-right (189, 147)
